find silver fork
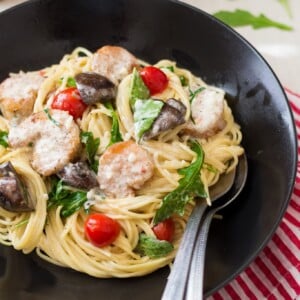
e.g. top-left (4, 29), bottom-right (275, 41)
top-left (161, 161), bottom-right (237, 300)
top-left (186, 153), bottom-right (248, 300)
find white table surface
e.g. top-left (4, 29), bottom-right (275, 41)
top-left (1, 0), bottom-right (299, 93)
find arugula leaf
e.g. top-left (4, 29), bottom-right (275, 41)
top-left (278, 0), bottom-right (292, 18)
top-left (213, 9), bottom-right (293, 31)
top-left (129, 68), bottom-right (150, 108)
top-left (0, 131), bottom-right (8, 148)
top-left (48, 177), bottom-right (87, 218)
top-left (105, 103), bottom-right (123, 146)
top-left (66, 77), bottom-right (76, 87)
top-left (154, 140), bottom-right (207, 224)
top-left (59, 76), bottom-right (76, 87)
top-left (165, 66), bottom-right (175, 72)
top-left (80, 131), bottom-right (100, 172)
top-left (44, 108), bottom-right (60, 126)
top-left (179, 75), bottom-right (188, 87)
top-left (133, 99), bottom-right (164, 140)
top-left (135, 233), bottom-right (174, 258)
top-left (189, 87), bottom-right (205, 103)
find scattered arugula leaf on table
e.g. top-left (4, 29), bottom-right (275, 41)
top-left (213, 9), bottom-right (293, 31)
top-left (277, 0), bottom-right (292, 18)
top-left (135, 233), bottom-right (174, 258)
top-left (48, 177), bottom-right (87, 218)
top-left (154, 140), bottom-right (207, 225)
top-left (80, 131), bottom-right (100, 172)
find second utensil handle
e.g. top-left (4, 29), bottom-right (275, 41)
top-left (186, 209), bottom-right (215, 300)
top-left (161, 202), bottom-right (207, 300)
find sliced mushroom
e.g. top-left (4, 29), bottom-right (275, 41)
top-left (0, 161), bottom-right (34, 212)
top-left (57, 161), bottom-right (99, 190)
top-left (75, 72), bottom-right (116, 105)
top-left (143, 98), bottom-right (187, 140)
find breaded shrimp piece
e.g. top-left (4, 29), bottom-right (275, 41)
top-left (91, 45), bottom-right (137, 85)
top-left (183, 87), bottom-right (226, 138)
top-left (0, 72), bottom-right (45, 122)
top-left (97, 140), bottom-right (154, 198)
top-left (9, 109), bottom-right (81, 176)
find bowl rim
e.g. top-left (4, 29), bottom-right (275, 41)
top-left (0, 0), bottom-right (298, 296)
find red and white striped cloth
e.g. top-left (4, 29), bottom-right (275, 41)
top-left (209, 88), bottom-right (300, 300)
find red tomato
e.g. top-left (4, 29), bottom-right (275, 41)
top-left (152, 218), bottom-right (175, 242)
top-left (85, 213), bottom-right (120, 247)
top-left (51, 87), bottom-right (87, 119)
top-left (140, 66), bottom-right (168, 95)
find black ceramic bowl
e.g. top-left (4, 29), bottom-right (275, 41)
top-left (0, 0), bottom-right (297, 299)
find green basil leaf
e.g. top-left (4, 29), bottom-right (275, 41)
top-left (0, 131), bottom-right (9, 148)
top-left (130, 68), bottom-right (150, 108)
top-left (47, 177), bottom-right (87, 218)
top-left (154, 140), bottom-right (207, 224)
top-left (135, 233), bottom-right (174, 258)
top-left (133, 99), bottom-right (164, 139)
top-left (213, 9), bottom-right (293, 31)
top-left (80, 131), bottom-right (100, 173)
top-left (105, 103), bottom-right (123, 146)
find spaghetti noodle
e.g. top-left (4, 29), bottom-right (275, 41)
top-left (0, 46), bottom-right (243, 277)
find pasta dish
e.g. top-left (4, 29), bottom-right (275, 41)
top-left (0, 45), bottom-right (243, 277)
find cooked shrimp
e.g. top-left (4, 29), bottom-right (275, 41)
top-left (8, 109), bottom-right (81, 176)
top-left (183, 87), bottom-right (226, 138)
top-left (0, 71), bottom-right (45, 122)
top-left (97, 140), bottom-right (154, 198)
top-left (91, 45), bottom-right (137, 85)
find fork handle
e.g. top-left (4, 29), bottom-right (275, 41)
top-left (185, 209), bottom-right (216, 300)
top-left (161, 202), bottom-right (207, 300)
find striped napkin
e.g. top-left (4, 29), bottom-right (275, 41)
top-left (209, 89), bottom-right (300, 300)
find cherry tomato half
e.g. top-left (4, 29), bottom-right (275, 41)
top-left (51, 87), bottom-right (87, 119)
top-left (85, 213), bottom-right (120, 247)
top-left (140, 66), bottom-right (168, 95)
top-left (152, 218), bottom-right (175, 242)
